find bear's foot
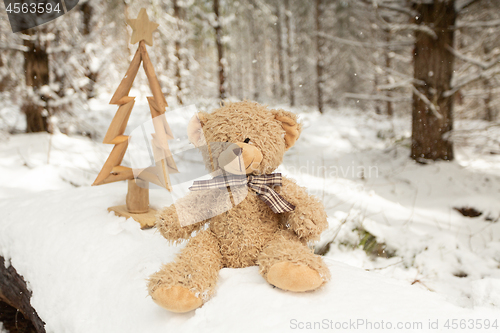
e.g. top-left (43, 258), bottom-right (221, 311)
top-left (267, 262), bottom-right (323, 292)
top-left (151, 286), bottom-right (203, 313)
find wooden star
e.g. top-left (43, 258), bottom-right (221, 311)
top-left (127, 8), bottom-right (159, 46)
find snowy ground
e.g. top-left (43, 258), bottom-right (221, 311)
top-left (0, 98), bottom-right (500, 332)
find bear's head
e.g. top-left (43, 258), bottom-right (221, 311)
top-left (187, 101), bottom-right (301, 175)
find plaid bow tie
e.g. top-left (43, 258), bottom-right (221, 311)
top-left (189, 173), bottom-right (295, 214)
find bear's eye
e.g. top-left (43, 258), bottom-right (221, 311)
top-left (244, 138), bottom-right (251, 144)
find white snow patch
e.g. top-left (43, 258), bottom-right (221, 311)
top-left (1, 100), bottom-right (500, 332)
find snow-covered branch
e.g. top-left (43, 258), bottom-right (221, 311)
top-left (386, 23), bottom-right (437, 39)
top-left (370, 3), bottom-right (437, 39)
top-left (383, 66), bottom-right (427, 86)
top-left (412, 86), bottom-right (443, 120)
top-left (445, 66), bottom-right (500, 97)
top-left (446, 45), bottom-right (500, 70)
top-left (253, 0), bottom-right (275, 17)
top-left (377, 79), bottom-right (413, 90)
top-left (455, 19), bottom-right (500, 29)
top-left (360, 0), bottom-right (416, 16)
top-left (461, 86), bottom-right (500, 97)
top-left (376, 3), bottom-right (416, 17)
top-left (343, 92), bottom-right (410, 103)
top-left (0, 43), bottom-right (28, 52)
top-left (317, 32), bottom-right (413, 49)
top-left (192, 6), bottom-right (216, 28)
top-left (455, 0), bottom-right (481, 13)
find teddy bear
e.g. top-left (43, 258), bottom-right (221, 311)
top-left (147, 101), bottom-right (330, 313)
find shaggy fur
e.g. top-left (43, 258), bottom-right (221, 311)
top-left (148, 101), bottom-right (330, 312)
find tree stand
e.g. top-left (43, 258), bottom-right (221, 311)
top-left (108, 179), bottom-right (158, 229)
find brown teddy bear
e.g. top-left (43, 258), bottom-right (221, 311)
top-left (148, 101), bottom-right (330, 313)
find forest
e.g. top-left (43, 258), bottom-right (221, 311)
top-left (0, 0), bottom-right (498, 157)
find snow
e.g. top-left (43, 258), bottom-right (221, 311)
top-left (1, 100), bottom-right (500, 332)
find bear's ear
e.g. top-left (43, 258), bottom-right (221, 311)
top-left (273, 109), bottom-right (302, 150)
top-left (187, 112), bottom-right (208, 147)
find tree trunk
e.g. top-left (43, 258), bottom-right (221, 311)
top-left (315, 0), bottom-right (324, 113)
top-left (385, 30), bottom-right (393, 117)
top-left (81, 2), bottom-right (98, 99)
top-left (285, 0), bottom-right (295, 106)
top-left (23, 28), bottom-right (50, 133)
top-left (276, 2), bottom-right (286, 98)
top-left (173, 0), bottom-right (184, 104)
top-left (411, 0), bottom-right (456, 162)
top-left (0, 256), bottom-right (46, 332)
top-left (213, 0), bottom-right (226, 99)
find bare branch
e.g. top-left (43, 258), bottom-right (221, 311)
top-left (461, 86), bottom-right (500, 97)
top-left (412, 86), bottom-right (443, 120)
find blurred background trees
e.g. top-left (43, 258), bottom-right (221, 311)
top-left (0, 0), bottom-right (499, 161)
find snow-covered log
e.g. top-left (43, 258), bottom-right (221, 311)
top-left (0, 256), bottom-right (46, 333)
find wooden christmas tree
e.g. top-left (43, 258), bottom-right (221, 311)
top-left (92, 8), bottom-right (177, 229)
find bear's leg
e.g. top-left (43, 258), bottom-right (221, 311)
top-left (257, 230), bottom-right (330, 292)
top-left (148, 230), bottom-right (222, 313)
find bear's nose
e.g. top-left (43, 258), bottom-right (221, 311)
top-left (232, 148), bottom-right (243, 156)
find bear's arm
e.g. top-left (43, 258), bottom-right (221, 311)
top-left (275, 176), bottom-right (329, 242)
top-left (155, 190), bottom-right (213, 243)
